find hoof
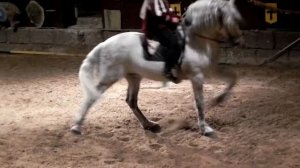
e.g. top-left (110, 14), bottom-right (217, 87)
top-left (200, 125), bottom-right (214, 137)
top-left (143, 122), bottom-right (161, 133)
top-left (202, 130), bottom-right (215, 137)
top-left (211, 92), bottom-right (229, 107)
top-left (71, 125), bottom-right (82, 135)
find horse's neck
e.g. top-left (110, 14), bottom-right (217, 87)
top-left (187, 35), bottom-right (219, 55)
top-left (181, 37), bottom-right (220, 74)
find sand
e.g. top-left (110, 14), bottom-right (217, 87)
top-left (0, 54), bottom-right (299, 168)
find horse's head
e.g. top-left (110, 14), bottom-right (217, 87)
top-left (217, 0), bottom-right (244, 45)
top-left (184, 0), bottom-right (243, 46)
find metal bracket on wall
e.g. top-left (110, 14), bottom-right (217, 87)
top-left (259, 37), bottom-right (300, 66)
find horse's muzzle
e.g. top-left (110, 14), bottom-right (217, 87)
top-left (229, 36), bottom-right (244, 47)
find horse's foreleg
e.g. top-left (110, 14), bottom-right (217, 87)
top-left (125, 74), bottom-right (161, 132)
top-left (211, 67), bottom-right (237, 106)
top-left (191, 74), bottom-right (214, 136)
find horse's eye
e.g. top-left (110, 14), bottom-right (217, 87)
top-left (184, 18), bottom-right (192, 27)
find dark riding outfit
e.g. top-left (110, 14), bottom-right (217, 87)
top-left (140, 0), bottom-right (181, 82)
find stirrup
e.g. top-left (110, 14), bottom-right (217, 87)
top-left (164, 68), bottom-right (180, 84)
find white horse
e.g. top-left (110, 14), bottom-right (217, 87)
top-left (71, 0), bottom-right (243, 136)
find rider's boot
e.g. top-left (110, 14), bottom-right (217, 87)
top-left (164, 64), bottom-right (180, 84)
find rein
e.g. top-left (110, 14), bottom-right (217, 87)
top-left (194, 33), bottom-right (225, 43)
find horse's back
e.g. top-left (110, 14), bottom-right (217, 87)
top-left (103, 32), bottom-right (143, 46)
top-left (82, 31), bottom-right (145, 74)
top-left (86, 31), bottom-right (142, 56)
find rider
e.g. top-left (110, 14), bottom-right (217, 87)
top-left (140, 0), bottom-right (181, 83)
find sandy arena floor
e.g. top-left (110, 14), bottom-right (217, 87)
top-left (0, 54), bottom-right (299, 168)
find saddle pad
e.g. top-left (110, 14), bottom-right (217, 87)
top-left (146, 39), bottom-right (160, 55)
top-left (141, 35), bottom-right (164, 62)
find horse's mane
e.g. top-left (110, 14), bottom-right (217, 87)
top-left (184, 0), bottom-right (241, 32)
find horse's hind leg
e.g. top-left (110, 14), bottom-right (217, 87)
top-left (125, 74), bottom-right (161, 132)
top-left (71, 76), bottom-right (119, 134)
top-left (191, 74), bottom-right (214, 136)
top-left (71, 90), bottom-right (99, 134)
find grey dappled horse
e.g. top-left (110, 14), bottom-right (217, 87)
top-left (71, 0), bottom-right (243, 136)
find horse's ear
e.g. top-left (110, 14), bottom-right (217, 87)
top-left (230, 0), bottom-right (236, 5)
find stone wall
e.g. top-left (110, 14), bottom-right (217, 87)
top-left (219, 31), bottom-right (300, 65)
top-left (0, 28), bottom-right (299, 65)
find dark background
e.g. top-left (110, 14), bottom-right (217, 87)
top-left (0, 0), bottom-right (299, 30)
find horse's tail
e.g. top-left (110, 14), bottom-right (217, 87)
top-left (79, 52), bottom-right (101, 99)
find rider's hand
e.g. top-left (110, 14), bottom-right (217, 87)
top-left (171, 17), bottom-right (179, 23)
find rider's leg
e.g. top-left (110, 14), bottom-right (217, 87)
top-left (156, 29), bottom-right (181, 82)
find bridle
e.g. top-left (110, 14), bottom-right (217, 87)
top-left (194, 27), bottom-right (241, 45)
top-left (194, 33), bottom-right (226, 43)
top-left (180, 21), bottom-right (225, 44)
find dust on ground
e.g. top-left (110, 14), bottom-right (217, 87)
top-left (0, 54), bottom-right (299, 168)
